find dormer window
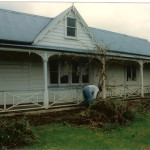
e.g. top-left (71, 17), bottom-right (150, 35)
top-left (67, 17), bottom-right (76, 37)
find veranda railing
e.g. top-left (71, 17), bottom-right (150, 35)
top-left (106, 84), bottom-right (141, 99)
top-left (48, 87), bottom-right (83, 108)
top-left (0, 89), bottom-right (44, 112)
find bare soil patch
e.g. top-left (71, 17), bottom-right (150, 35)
top-left (1, 99), bottom-right (150, 128)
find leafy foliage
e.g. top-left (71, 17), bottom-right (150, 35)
top-left (0, 119), bottom-right (37, 149)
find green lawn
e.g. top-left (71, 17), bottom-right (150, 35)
top-left (22, 116), bottom-right (150, 150)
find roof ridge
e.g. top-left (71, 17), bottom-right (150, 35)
top-left (90, 27), bottom-right (149, 42)
top-left (0, 8), bottom-right (52, 20)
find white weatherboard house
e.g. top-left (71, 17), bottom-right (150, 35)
top-left (0, 6), bottom-right (150, 113)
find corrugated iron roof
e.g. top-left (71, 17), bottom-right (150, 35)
top-left (0, 8), bottom-right (150, 58)
top-left (90, 27), bottom-right (150, 56)
top-left (0, 9), bottom-right (52, 43)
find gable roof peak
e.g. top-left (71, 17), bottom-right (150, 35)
top-left (33, 5), bottom-right (76, 44)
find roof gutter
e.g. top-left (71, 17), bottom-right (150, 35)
top-left (0, 43), bottom-right (101, 55)
top-left (1, 43), bottom-right (150, 60)
top-left (0, 40), bottom-right (32, 45)
top-left (107, 49), bottom-right (150, 58)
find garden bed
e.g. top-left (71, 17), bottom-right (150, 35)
top-left (1, 99), bottom-right (150, 128)
top-left (1, 98), bottom-right (150, 149)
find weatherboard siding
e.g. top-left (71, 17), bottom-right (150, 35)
top-left (36, 12), bottom-right (97, 51)
top-left (30, 54), bottom-right (44, 89)
top-left (102, 63), bottom-right (143, 97)
top-left (0, 52), bottom-right (44, 91)
top-left (106, 63), bottom-right (125, 86)
top-left (144, 64), bottom-right (149, 85)
top-left (0, 52), bottom-right (30, 91)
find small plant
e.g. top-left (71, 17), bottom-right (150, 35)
top-left (101, 122), bottom-right (120, 133)
top-left (123, 106), bottom-right (138, 121)
top-left (136, 102), bottom-right (149, 115)
top-left (0, 119), bottom-right (37, 149)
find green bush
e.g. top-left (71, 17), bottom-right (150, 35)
top-left (123, 106), bottom-right (138, 121)
top-left (0, 119), bottom-right (37, 149)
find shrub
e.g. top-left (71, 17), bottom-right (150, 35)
top-left (90, 99), bottom-right (143, 125)
top-left (0, 119), bottom-right (37, 149)
top-left (123, 106), bottom-right (138, 121)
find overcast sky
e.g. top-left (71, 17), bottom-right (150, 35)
top-left (0, 2), bottom-right (150, 42)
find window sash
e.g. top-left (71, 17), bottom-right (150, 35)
top-left (127, 65), bottom-right (136, 81)
top-left (60, 61), bottom-right (69, 84)
top-left (49, 60), bottom-right (58, 84)
top-left (72, 61), bottom-right (80, 83)
top-left (67, 17), bottom-right (76, 37)
top-left (67, 27), bottom-right (76, 37)
top-left (67, 18), bottom-right (76, 27)
top-left (49, 60), bottom-right (89, 85)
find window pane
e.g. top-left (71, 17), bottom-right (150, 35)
top-left (67, 18), bottom-right (76, 27)
top-left (127, 65), bottom-right (136, 81)
top-left (50, 61), bottom-right (58, 84)
top-left (82, 75), bottom-right (89, 83)
top-left (132, 66), bottom-right (136, 81)
top-left (72, 73), bottom-right (79, 83)
top-left (50, 72), bottom-right (58, 84)
top-left (82, 67), bottom-right (89, 83)
top-left (50, 61), bottom-right (58, 71)
top-left (72, 61), bottom-right (80, 83)
top-left (61, 76), bottom-right (68, 84)
top-left (67, 27), bottom-right (76, 37)
top-left (72, 62), bottom-right (79, 72)
top-left (60, 61), bottom-right (69, 84)
top-left (127, 66), bottom-right (131, 81)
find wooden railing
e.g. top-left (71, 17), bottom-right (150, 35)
top-left (0, 88), bottom-right (84, 112)
top-left (48, 87), bottom-right (83, 108)
top-left (1, 85), bottom-right (149, 113)
top-left (106, 85), bottom-right (141, 99)
top-left (0, 89), bottom-right (44, 112)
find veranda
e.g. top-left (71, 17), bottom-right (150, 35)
top-left (0, 49), bottom-right (149, 113)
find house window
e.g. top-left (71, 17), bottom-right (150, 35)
top-left (60, 60), bottom-right (69, 84)
top-left (72, 61), bottom-right (80, 83)
top-left (67, 17), bottom-right (76, 37)
top-left (127, 65), bottom-right (136, 81)
top-left (49, 58), bottom-right (89, 85)
top-left (82, 65), bottom-right (89, 83)
top-left (50, 61), bottom-right (58, 84)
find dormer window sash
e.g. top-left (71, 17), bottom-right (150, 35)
top-left (66, 17), bottom-right (76, 37)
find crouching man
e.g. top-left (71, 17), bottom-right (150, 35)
top-left (82, 85), bottom-right (102, 106)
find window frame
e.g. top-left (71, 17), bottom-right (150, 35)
top-left (65, 17), bottom-right (77, 39)
top-left (49, 60), bottom-right (59, 85)
top-left (49, 59), bottom-right (89, 86)
top-left (60, 60), bottom-right (70, 84)
top-left (81, 65), bottom-right (89, 84)
top-left (126, 65), bottom-right (137, 81)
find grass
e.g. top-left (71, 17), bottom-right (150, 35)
top-left (22, 116), bottom-right (150, 150)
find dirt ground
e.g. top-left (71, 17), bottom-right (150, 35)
top-left (0, 108), bottom-right (85, 126)
top-left (0, 99), bottom-right (150, 128)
